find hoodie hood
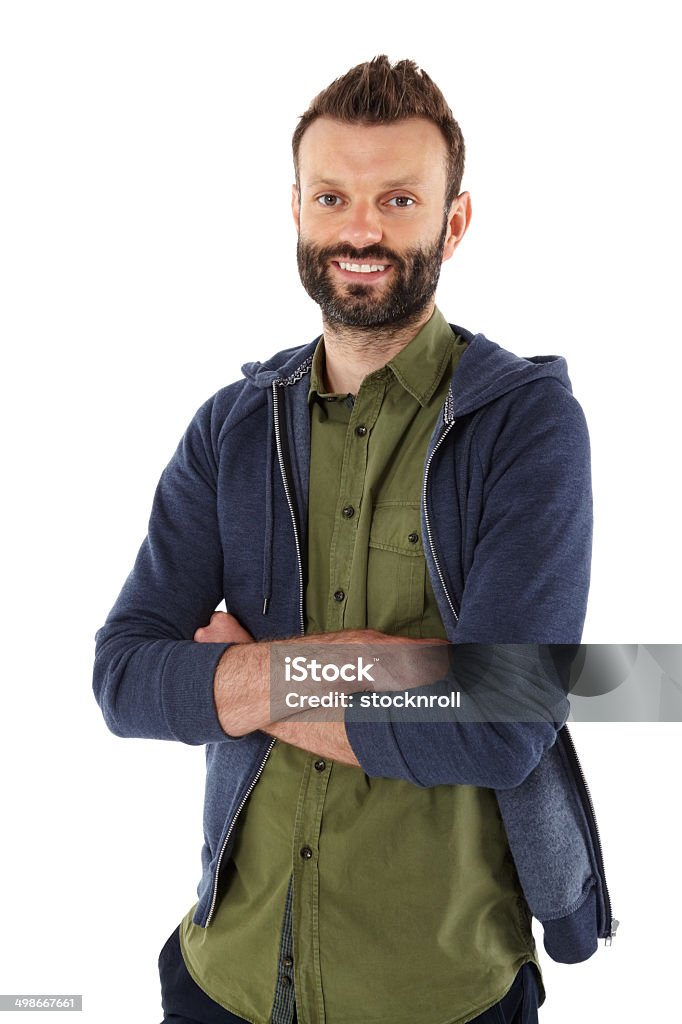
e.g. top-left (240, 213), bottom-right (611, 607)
top-left (241, 324), bottom-right (573, 417)
top-left (241, 339), bottom-right (319, 390)
top-left (448, 324), bottom-right (573, 418)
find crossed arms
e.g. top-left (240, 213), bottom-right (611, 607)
top-left (198, 611), bottom-right (448, 766)
top-left (93, 378), bottom-right (591, 788)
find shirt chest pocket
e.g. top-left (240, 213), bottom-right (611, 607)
top-left (367, 502), bottom-right (427, 637)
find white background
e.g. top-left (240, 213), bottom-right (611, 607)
top-left (1, 1), bottom-right (680, 1021)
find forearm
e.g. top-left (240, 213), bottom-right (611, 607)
top-left (213, 640), bottom-right (271, 737)
top-left (213, 630), bottom-right (367, 737)
top-left (214, 635), bottom-right (360, 763)
top-left (214, 639), bottom-right (359, 762)
top-left (212, 627), bottom-right (444, 739)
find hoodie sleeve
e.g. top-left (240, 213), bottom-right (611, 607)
top-left (344, 378), bottom-right (592, 787)
top-left (92, 394), bottom-right (237, 745)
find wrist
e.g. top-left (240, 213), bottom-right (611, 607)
top-left (214, 642), bottom-right (271, 737)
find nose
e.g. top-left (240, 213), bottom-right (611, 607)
top-left (337, 201), bottom-right (383, 248)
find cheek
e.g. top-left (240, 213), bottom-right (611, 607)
top-left (296, 214), bottom-right (320, 244)
top-left (390, 211), bottom-right (443, 244)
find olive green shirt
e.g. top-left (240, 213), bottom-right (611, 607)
top-left (180, 308), bottom-right (542, 1024)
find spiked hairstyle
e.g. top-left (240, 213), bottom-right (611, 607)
top-left (292, 55), bottom-right (465, 208)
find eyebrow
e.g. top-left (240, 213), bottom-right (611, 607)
top-left (308, 177), bottom-right (424, 191)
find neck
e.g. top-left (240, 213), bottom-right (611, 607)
top-left (321, 301), bottom-right (435, 394)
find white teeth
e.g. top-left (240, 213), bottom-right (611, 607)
top-left (339, 262), bottom-right (386, 273)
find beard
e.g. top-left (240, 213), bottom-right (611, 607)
top-left (296, 217), bottom-right (449, 331)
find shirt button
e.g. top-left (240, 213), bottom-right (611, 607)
top-left (281, 975), bottom-right (293, 986)
top-left (408, 532), bottom-right (419, 544)
top-left (333, 589), bottom-right (345, 602)
top-left (300, 846), bottom-right (313, 860)
top-left (342, 505), bottom-right (355, 519)
top-left (355, 425), bottom-right (367, 437)
top-left (314, 759), bottom-right (326, 772)
top-left (282, 956), bottom-right (294, 968)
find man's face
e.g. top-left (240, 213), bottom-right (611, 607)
top-left (292, 117), bottom-right (467, 330)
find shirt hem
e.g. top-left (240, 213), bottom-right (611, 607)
top-left (179, 916), bottom-right (268, 1024)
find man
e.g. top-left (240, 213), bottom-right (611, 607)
top-left (94, 56), bottom-right (615, 1024)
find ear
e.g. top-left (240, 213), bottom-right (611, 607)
top-left (442, 191), bottom-right (472, 263)
top-left (292, 184), bottom-right (301, 231)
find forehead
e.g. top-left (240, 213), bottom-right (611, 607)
top-left (297, 116), bottom-right (448, 190)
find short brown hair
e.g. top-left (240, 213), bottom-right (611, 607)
top-left (292, 55), bottom-right (465, 207)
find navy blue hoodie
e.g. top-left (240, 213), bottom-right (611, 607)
top-left (93, 321), bottom-right (616, 963)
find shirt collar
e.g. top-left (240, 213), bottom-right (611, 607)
top-left (308, 306), bottom-right (456, 408)
top-left (308, 339), bottom-right (336, 404)
top-left (386, 306), bottom-right (456, 406)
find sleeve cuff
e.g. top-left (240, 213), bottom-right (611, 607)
top-left (161, 641), bottom-right (239, 745)
top-left (344, 704), bottom-right (421, 784)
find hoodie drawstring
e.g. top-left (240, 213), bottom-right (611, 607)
top-left (262, 389), bottom-right (275, 614)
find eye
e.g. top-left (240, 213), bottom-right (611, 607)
top-left (387, 196), bottom-right (415, 208)
top-left (317, 194), bottom-right (342, 207)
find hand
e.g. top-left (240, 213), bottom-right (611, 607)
top-left (194, 611), bottom-right (254, 645)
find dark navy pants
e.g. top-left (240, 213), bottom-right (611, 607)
top-left (159, 924), bottom-right (539, 1023)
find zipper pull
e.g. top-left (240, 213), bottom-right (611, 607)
top-left (605, 918), bottom-right (620, 945)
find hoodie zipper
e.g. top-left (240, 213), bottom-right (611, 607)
top-left (422, 417), bottom-right (460, 625)
top-left (206, 384), bottom-right (306, 928)
top-left (205, 736), bottom-right (276, 926)
top-left (272, 382), bottom-right (305, 636)
top-left (560, 725), bottom-right (619, 942)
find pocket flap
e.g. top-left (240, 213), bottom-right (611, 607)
top-left (369, 503), bottom-right (423, 555)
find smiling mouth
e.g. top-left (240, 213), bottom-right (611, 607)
top-left (336, 261), bottom-right (387, 273)
top-left (332, 260), bottom-right (392, 279)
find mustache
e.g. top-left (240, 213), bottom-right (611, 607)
top-left (308, 242), bottom-right (403, 267)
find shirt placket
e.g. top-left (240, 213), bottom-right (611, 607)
top-left (325, 377), bottom-right (386, 630)
top-left (291, 753), bottom-right (333, 1024)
